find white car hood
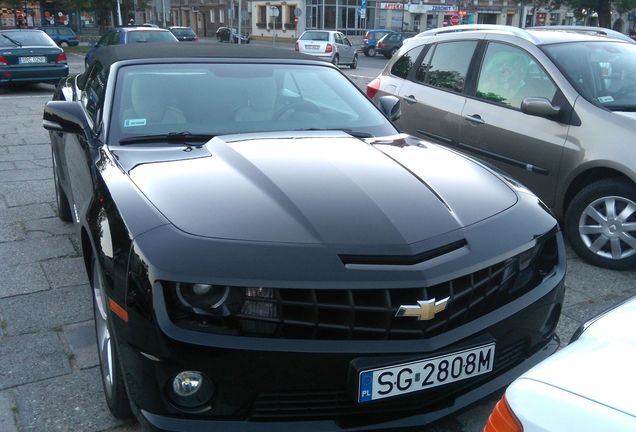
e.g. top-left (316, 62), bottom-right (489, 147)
top-left (520, 297), bottom-right (636, 417)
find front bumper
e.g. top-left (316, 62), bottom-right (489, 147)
top-left (115, 266), bottom-right (564, 431)
top-left (140, 336), bottom-right (559, 432)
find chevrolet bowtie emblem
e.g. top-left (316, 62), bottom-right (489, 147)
top-left (395, 297), bottom-right (450, 321)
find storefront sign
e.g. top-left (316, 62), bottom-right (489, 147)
top-left (407, 4), bottom-right (457, 13)
top-left (380, 2), bottom-right (404, 10)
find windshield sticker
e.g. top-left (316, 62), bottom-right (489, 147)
top-left (597, 96), bottom-right (615, 104)
top-left (124, 118), bottom-right (147, 127)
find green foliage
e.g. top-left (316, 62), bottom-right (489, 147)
top-left (564, 0), bottom-right (636, 27)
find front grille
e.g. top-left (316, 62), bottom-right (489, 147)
top-left (251, 338), bottom-right (530, 420)
top-left (234, 232), bottom-right (558, 340)
top-left (166, 230), bottom-right (558, 340)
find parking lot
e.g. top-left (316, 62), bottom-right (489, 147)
top-left (0, 44), bottom-right (635, 432)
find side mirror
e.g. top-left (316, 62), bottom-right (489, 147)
top-left (521, 97), bottom-right (561, 119)
top-left (379, 95), bottom-right (401, 121)
top-left (43, 101), bottom-right (90, 136)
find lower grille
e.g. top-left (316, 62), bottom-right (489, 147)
top-left (251, 339), bottom-right (529, 420)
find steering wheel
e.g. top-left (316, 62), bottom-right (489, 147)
top-left (274, 101), bottom-right (321, 120)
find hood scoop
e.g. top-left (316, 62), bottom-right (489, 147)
top-left (339, 239), bottom-right (467, 266)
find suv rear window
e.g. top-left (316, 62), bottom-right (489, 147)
top-left (391, 45), bottom-right (425, 79)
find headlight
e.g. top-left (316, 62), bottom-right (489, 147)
top-left (165, 282), bottom-right (279, 335)
top-left (177, 283), bottom-right (230, 311)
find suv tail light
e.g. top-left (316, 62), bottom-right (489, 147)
top-left (0, 56), bottom-right (7, 66)
top-left (325, 43), bottom-right (333, 53)
top-left (378, 41), bottom-right (385, 49)
top-left (56, 53), bottom-right (67, 64)
top-left (366, 78), bottom-right (381, 99)
top-left (294, 41), bottom-right (299, 51)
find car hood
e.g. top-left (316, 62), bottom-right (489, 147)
top-left (614, 111), bottom-right (636, 121)
top-left (519, 296), bottom-right (636, 417)
top-left (126, 133), bottom-right (518, 245)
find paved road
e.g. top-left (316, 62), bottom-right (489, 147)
top-left (0, 47), bottom-right (635, 432)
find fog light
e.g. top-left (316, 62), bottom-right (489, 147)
top-left (173, 371), bottom-right (203, 397)
top-left (170, 371), bottom-right (214, 409)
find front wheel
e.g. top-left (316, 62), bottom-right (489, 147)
top-left (92, 256), bottom-right (133, 419)
top-left (564, 179), bottom-right (636, 270)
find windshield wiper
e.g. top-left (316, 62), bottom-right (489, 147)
top-left (606, 105), bottom-right (636, 112)
top-left (1, 34), bottom-right (22, 47)
top-left (292, 128), bottom-right (374, 139)
top-left (119, 132), bottom-right (215, 145)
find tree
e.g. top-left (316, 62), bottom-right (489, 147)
top-left (565, 0), bottom-right (636, 28)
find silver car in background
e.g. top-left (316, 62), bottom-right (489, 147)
top-left (295, 30), bottom-right (358, 68)
top-left (368, 25), bottom-right (636, 270)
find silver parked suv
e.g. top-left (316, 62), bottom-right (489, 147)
top-left (368, 25), bottom-right (636, 270)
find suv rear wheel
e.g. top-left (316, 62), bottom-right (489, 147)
top-left (366, 47), bottom-right (376, 57)
top-left (565, 179), bottom-right (636, 270)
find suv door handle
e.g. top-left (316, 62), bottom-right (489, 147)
top-left (463, 114), bottom-right (485, 124)
top-left (404, 95), bottom-right (417, 104)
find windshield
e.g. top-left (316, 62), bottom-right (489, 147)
top-left (109, 63), bottom-right (397, 144)
top-left (0, 30), bottom-right (56, 47)
top-left (542, 41), bottom-right (636, 111)
top-left (127, 30), bottom-right (177, 43)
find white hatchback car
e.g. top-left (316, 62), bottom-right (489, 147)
top-left (295, 30), bottom-right (358, 68)
top-left (485, 295), bottom-right (636, 432)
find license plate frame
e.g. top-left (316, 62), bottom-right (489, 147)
top-left (19, 56), bottom-right (47, 64)
top-left (305, 45), bottom-right (320, 49)
top-left (358, 343), bottom-right (496, 403)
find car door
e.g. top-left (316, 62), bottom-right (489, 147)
top-left (459, 41), bottom-right (570, 206)
top-left (64, 61), bottom-right (108, 222)
top-left (342, 35), bottom-right (355, 62)
top-left (334, 33), bottom-right (349, 63)
top-left (396, 40), bottom-right (478, 146)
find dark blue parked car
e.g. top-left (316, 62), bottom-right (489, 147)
top-left (84, 27), bottom-right (178, 68)
top-left (39, 26), bottom-right (79, 47)
top-left (361, 29), bottom-right (394, 57)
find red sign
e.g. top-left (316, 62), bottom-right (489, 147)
top-left (450, 14), bottom-right (460, 25)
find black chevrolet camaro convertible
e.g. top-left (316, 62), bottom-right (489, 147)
top-left (43, 44), bottom-right (565, 431)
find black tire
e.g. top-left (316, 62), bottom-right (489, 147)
top-left (383, 51), bottom-right (392, 59)
top-left (367, 47), bottom-right (376, 57)
top-left (60, 41), bottom-right (69, 47)
top-left (91, 255), bottom-right (134, 419)
top-left (332, 54), bottom-right (339, 67)
top-left (350, 54), bottom-right (358, 69)
top-left (564, 178), bottom-right (636, 270)
top-left (52, 150), bottom-right (73, 222)
top-left (390, 47), bottom-right (398, 57)
top-left (363, 50), bottom-right (370, 57)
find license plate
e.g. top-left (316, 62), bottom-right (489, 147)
top-left (19, 56), bottom-right (47, 64)
top-left (358, 343), bottom-right (495, 403)
top-left (305, 45), bottom-right (319, 49)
